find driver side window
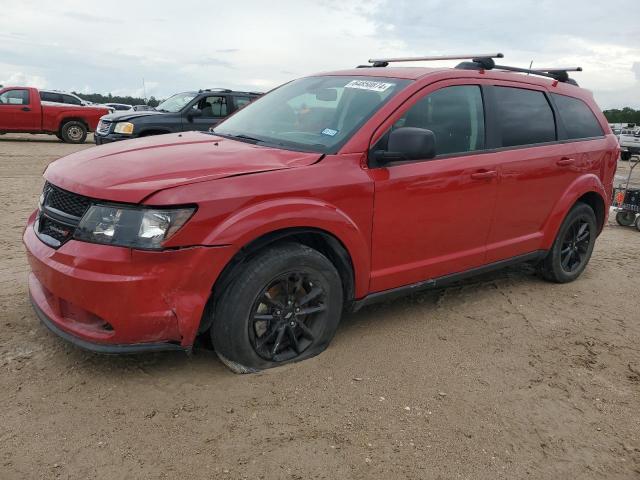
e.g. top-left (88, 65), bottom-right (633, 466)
top-left (195, 96), bottom-right (228, 118)
top-left (377, 85), bottom-right (485, 157)
top-left (0, 89), bottom-right (30, 105)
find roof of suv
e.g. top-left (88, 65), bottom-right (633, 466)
top-left (319, 66), bottom-right (583, 91)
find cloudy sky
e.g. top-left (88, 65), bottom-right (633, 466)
top-left (1, 0), bottom-right (638, 109)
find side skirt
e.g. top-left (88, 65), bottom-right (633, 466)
top-left (351, 250), bottom-right (547, 312)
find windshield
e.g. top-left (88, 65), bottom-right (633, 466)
top-left (156, 93), bottom-right (197, 113)
top-left (213, 76), bottom-right (411, 153)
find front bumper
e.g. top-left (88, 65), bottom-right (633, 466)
top-left (24, 217), bottom-right (233, 351)
top-left (94, 133), bottom-right (132, 145)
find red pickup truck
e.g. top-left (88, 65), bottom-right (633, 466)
top-left (0, 86), bottom-right (108, 143)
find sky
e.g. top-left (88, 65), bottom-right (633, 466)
top-left (1, 0), bottom-right (638, 109)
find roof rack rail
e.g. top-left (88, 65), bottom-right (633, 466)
top-left (199, 88), bottom-right (233, 93)
top-left (455, 58), bottom-right (582, 85)
top-left (364, 53), bottom-right (503, 68)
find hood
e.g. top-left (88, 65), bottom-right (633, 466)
top-left (101, 110), bottom-right (163, 122)
top-left (45, 131), bottom-right (323, 203)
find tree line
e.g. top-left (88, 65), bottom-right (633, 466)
top-left (73, 92), bottom-right (163, 107)
top-left (603, 107), bottom-right (640, 125)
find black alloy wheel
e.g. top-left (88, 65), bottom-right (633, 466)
top-left (249, 272), bottom-right (326, 362)
top-left (559, 219), bottom-right (591, 273)
top-left (540, 202), bottom-right (597, 283)
top-left (210, 242), bottom-right (343, 373)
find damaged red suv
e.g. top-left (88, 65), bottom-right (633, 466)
top-left (24, 54), bottom-right (618, 372)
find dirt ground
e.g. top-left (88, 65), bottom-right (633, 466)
top-left (1, 133), bottom-right (639, 480)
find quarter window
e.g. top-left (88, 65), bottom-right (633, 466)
top-left (0, 89), bottom-right (30, 105)
top-left (494, 87), bottom-right (556, 147)
top-left (552, 94), bottom-right (604, 139)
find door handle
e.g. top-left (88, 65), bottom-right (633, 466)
top-left (470, 170), bottom-right (497, 180)
top-left (21, 107), bottom-right (31, 112)
top-left (556, 157), bottom-right (575, 166)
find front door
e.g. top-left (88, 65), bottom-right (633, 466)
top-left (0, 88), bottom-right (40, 131)
top-left (185, 95), bottom-right (229, 131)
top-left (369, 83), bottom-right (499, 292)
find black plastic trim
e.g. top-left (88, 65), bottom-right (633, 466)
top-left (31, 295), bottom-right (187, 355)
top-left (351, 250), bottom-right (547, 312)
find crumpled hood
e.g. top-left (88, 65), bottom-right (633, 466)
top-left (45, 131), bottom-right (322, 203)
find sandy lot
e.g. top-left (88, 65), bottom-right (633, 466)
top-left (1, 133), bottom-right (639, 480)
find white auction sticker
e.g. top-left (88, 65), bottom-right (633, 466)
top-left (344, 80), bottom-right (394, 92)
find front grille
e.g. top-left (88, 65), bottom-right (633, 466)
top-left (35, 183), bottom-right (93, 248)
top-left (96, 120), bottom-right (111, 135)
top-left (43, 182), bottom-right (91, 218)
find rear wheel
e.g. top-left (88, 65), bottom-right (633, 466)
top-left (210, 243), bottom-right (343, 373)
top-left (621, 151), bottom-right (631, 161)
top-left (541, 203), bottom-right (597, 283)
top-left (636, 216), bottom-right (640, 232)
top-left (60, 121), bottom-right (87, 144)
top-left (616, 211), bottom-right (636, 226)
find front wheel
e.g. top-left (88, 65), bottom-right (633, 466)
top-left (540, 203), bottom-right (597, 283)
top-left (60, 121), bottom-right (87, 144)
top-left (210, 243), bottom-right (344, 373)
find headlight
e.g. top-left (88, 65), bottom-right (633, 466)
top-left (74, 205), bottom-right (195, 249)
top-left (114, 122), bottom-right (134, 134)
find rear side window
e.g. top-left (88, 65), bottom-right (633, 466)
top-left (393, 85), bottom-right (485, 156)
top-left (62, 94), bottom-right (82, 105)
top-left (552, 94), bottom-right (604, 139)
top-left (40, 92), bottom-right (62, 103)
top-left (494, 87), bottom-right (556, 147)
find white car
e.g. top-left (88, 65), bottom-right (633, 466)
top-left (619, 127), bottom-right (640, 161)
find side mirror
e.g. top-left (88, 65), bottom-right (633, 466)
top-left (187, 109), bottom-right (203, 121)
top-left (373, 127), bottom-right (436, 163)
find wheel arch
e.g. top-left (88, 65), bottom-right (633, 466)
top-left (542, 174), bottom-right (608, 248)
top-left (198, 226), bottom-right (358, 335)
top-left (57, 116), bottom-right (89, 132)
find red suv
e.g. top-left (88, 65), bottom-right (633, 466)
top-left (23, 54), bottom-right (618, 372)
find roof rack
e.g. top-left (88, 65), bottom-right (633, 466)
top-left (360, 53), bottom-right (582, 85)
top-left (364, 53), bottom-right (503, 68)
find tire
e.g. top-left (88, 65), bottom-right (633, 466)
top-left (210, 242), bottom-right (343, 373)
top-left (60, 121), bottom-right (87, 144)
top-left (540, 203), bottom-right (597, 283)
top-left (616, 211), bottom-right (636, 226)
top-left (636, 216), bottom-right (640, 232)
top-left (55, 133), bottom-right (63, 141)
top-left (621, 151), bottom-right (631, 161)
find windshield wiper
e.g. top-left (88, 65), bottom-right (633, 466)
top-left (211, 131), bottom-right (263, 144)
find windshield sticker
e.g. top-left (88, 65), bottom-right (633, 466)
top-left (321, 128), bottom-right (339, 137)
top-left (344, 80), bottom-right (395, 92)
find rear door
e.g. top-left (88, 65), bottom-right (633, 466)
top-left (369, 82), bottom-right (499, 292)
top-left (0, 88), bottom-right (40, 131)
top-left (484, 84), bottom-right (590, 262)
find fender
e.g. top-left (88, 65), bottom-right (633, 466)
top-left (203, 197), bottom-right (371, 298)
top-left (541, 173), bottom-right (607, 248)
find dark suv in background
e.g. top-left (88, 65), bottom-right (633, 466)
top-left (94, 88), bottom-right (261, 144)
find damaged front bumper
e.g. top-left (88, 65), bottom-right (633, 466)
top-left (23, 216), bottom-right (233, 352)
